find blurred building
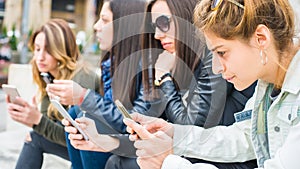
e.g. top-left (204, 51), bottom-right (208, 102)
top-left (0, 0), bottom-right (5, 28)
top-left (2, 0), bottom-right (103, 36)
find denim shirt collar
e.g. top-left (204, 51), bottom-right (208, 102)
top-left (281, 50), bottom-right (300, 94)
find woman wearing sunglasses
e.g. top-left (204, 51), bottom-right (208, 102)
top-left (124, 0), bottom-right (300, 168)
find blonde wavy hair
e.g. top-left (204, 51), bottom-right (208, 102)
top-left (29, 19), bottom-right (81, 120)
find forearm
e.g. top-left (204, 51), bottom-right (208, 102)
top-left (159, 53), bottom-right (229, 127)
top-left (92, 134), bottom-right (137, 157)
top-left (172, 120), bottom-right (256, 162)
top-left (93, 134), bottom-right (120, 152)
top-left (160, 80), bottom-right (199, 125)
top-left (80, 90), bottom-right (125, 133)
top-left (160, 78), bottom-right (227, 127)
top-left (110, 134), bottom-right (137, 157)
top-left (161, 155), bottom-right (218, 169)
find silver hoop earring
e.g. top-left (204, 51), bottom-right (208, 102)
top-left (260, 49), bottom-right (268, 65)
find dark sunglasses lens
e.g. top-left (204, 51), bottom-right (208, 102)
top-left (156, 16), bottom-right (170, 32)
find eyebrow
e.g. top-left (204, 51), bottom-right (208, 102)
top-left (210, 45), bottom-right (223, 52)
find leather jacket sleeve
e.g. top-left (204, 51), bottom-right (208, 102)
top-left (79, 72), bottom-right (153, 133)
top-left (159, 52), bottom-right (227, 127)
top-left (159, 52), bottom-right (255, 128)
top-left (109, 134), bottom-right (137, 158)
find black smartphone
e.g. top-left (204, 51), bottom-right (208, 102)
top-left (40, 72), bottom-right (54, 84)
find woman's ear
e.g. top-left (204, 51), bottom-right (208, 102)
top-left (254, 24), bottom-right (271, 49)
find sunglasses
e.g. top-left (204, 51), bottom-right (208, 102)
top-left (151, 15), bottom-right (172, 33)
top-left (211, 0), bottom-right (244, 11)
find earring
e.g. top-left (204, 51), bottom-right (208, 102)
top-left (57, 62), bottom-right (61, 66)
top-left (260, 49), bottom-right (268, 65)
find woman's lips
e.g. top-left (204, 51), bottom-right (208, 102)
top-left (37, 63), bottom-right (47, 69)
top-left (224, 75), bottom-right (235, 82)
top-left (162, 42), bottom-right (172, 49)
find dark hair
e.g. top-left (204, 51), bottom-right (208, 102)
top-left (101, 0), bottom-right (147, 108)
top-left (142, 0), bottom-right (206, 97)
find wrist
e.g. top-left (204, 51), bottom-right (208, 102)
top-left (34, 113), bottom-right (43, 125)
top-left (95, 135), bottom-right (120, 152)
top-left (78, 88), bottom-right (87, 105)
top-left (155, 69), bottom-right (168, 79)
top-left (154, 72), bottom-right (172, 87)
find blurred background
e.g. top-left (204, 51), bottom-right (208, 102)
top-left (0, 0), bottom-right (103, 86)
top-left (0, 1), bottom-right (104, 168)
top-left (0, 0), bottom-right (299, 168)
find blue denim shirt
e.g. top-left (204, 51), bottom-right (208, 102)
top-left (167, 51), bottom-right (300, 169)
top-left (101, 58), bottom-right (113, 101)
top-left (251, 51), bottom-right (300, 167)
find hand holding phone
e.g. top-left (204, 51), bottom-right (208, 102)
top-left (2, 84), bottom-right (23, 106)
top-left (50, 99), bottom-right (89, 141)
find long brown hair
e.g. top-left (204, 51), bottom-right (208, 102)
top-left (142, 0), bottom-right (206, 98)
top-left (29, 19), bottom-right (80, 120)
top-left (100, 0), bottom-right (147, 109)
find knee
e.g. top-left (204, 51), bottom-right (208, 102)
top-left (24, 131), bottom-right (40, 144)
top-left (105, 155), bottom-right (121, 169)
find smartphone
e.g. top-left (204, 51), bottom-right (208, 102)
top-left (40, 72), bottom-right (54, 84)
top-left (2, 84), bottom-right (23, 106)
top-left (115, 99), bottom-right (132, 119)
top-left (50, 99), bottom-right (89, 141)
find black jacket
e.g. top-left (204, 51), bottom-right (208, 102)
top-left (110, 52), bottom-right (257, 157)
top-left (160, 51), bottom-right (256, 128)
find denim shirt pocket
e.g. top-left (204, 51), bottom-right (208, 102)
top-left (277, 105), bottom-right (299, 125)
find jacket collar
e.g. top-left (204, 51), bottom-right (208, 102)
top-left (281, 50), bottom-right (300, 94)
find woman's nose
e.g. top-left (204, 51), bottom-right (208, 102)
top-left (154, 28), bottom-right (165, 40)
top-left (212, 55), bottom-right (224, 74)
top-left (93, 19), bottom-right (102, 31)
top-left (36, 51), bottom-right (45, 61)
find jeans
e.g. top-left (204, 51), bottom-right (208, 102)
top-left (15, 131), bottom-right (69, 169)
top-left (66, 106), bottom-right (112, 169)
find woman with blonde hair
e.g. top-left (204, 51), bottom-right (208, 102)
top-left (6, 19), bottom-right (99, 169)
